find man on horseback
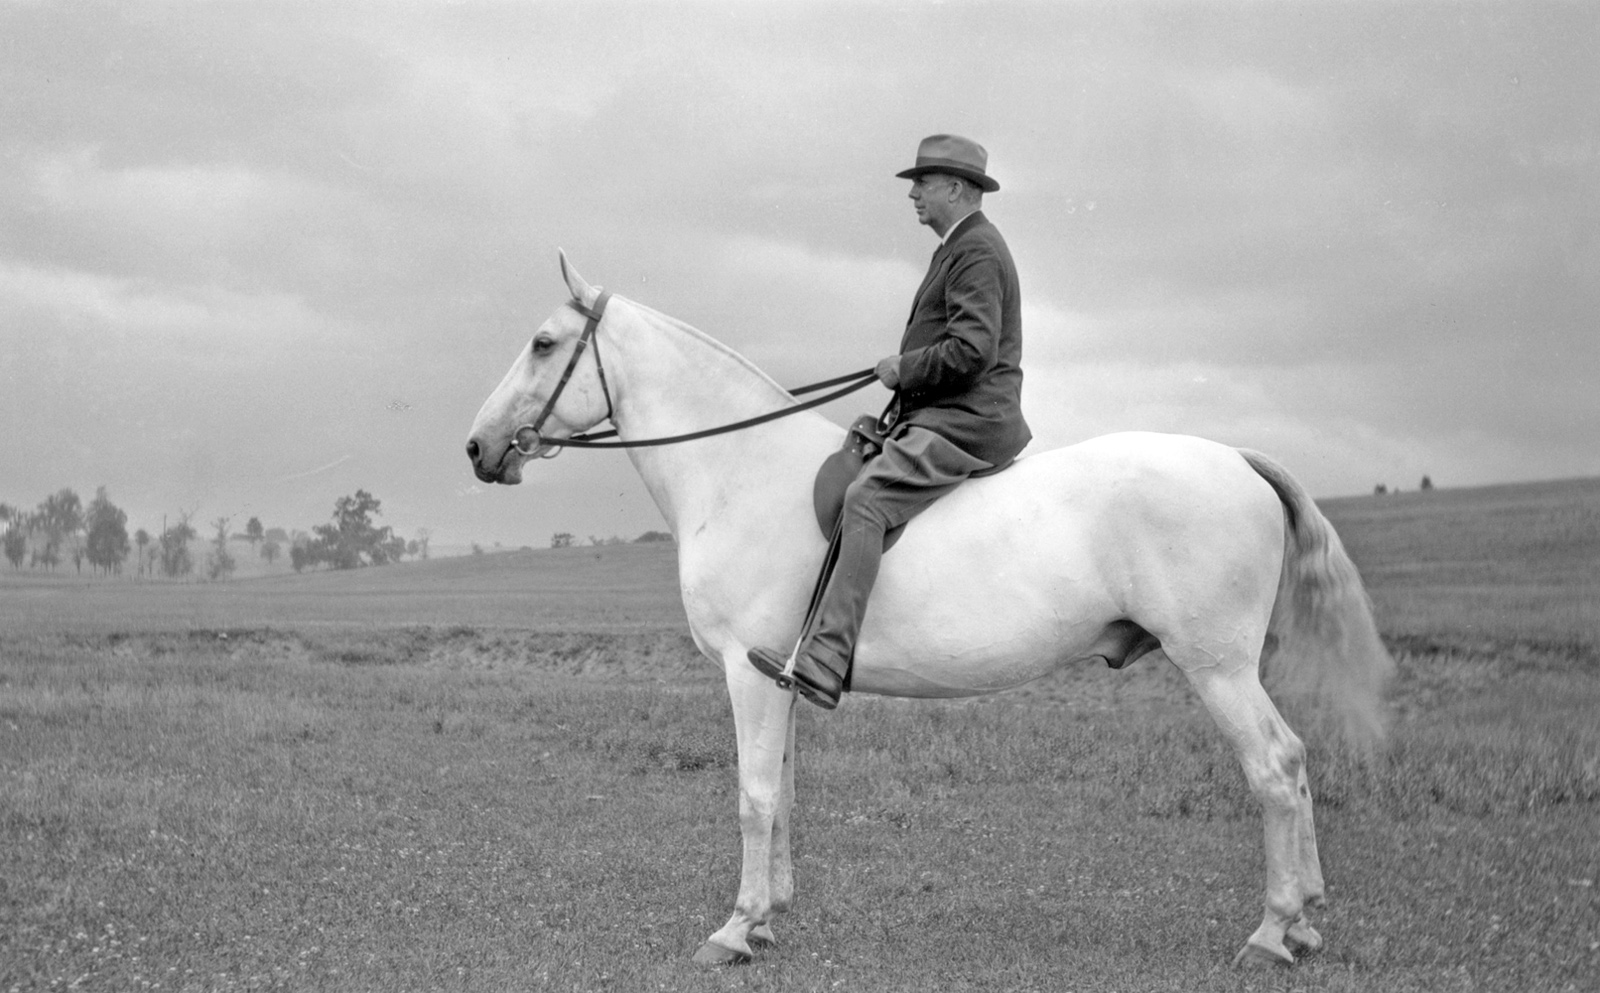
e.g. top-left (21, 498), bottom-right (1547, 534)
top-left (748, 134), bottom-right (1032, 709)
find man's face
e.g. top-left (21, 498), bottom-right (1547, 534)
top-left (908, 173), bottom-right (960, 230)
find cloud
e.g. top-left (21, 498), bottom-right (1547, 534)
top-left (1, 2), bottom-right (1594, 549)
top-left (0, 259), bottom-right (345, 365)
top-left (706, 234), bottom-right (920, 366)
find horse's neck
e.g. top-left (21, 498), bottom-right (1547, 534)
top-left (605, 301), bottom-right (840, 536)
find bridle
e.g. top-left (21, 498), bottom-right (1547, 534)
top-left (512, 289), bottom-right (616, 460)
top-left (507, 290), bottom-right (880, 462)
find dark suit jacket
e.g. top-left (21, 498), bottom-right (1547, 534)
top-left (891, 211), bottom-right (1031, 467)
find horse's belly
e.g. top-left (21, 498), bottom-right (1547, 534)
top-left (849, 513), bottom-right (1121, 697)
top-left (849, 576), bottom-right (1117, 697)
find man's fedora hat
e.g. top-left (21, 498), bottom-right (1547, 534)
top-left (895, 134), bottom-right (1000, 193)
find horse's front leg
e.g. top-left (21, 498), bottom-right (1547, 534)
top-left (693, 659), bottom-right (797, 966)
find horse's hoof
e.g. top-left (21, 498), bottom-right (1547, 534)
top-left (692, 941), bottom-right (751, 967)
top-left (1285, 918), bottom-right (1323, 954)
top-left (748, 924), bottom-right (777, 947)
top-left (1232, 939), bottom-right (1294, 969)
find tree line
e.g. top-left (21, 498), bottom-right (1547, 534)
top-left (549, 530), bottom-right (673, 548)
top-left (2, 487), bottom-right (431, 579)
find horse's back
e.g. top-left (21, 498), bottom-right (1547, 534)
top-left (851, 432), bottom-right (1287, 696)
top-left (897, 431), bottom-right (1278, 556)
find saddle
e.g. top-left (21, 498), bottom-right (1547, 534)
top-left (810, 414), bottom-right (1015, 550)
top-left (812, 415), bottom-right (907, 551)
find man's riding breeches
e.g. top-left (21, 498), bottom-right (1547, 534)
top-left (799, 425), bottom-right (993, 671)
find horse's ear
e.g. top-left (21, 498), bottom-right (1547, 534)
top-left (558, 249), bottom-right (599, 309)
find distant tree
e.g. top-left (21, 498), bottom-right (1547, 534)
top-left (551, 532), bottom-right (574, 548)
top-left (261, 538), bottom-right (281, 565)
top-left (134, 528), bottom-right (151, 576)
top-left (3, 527), bottom-right (24, 569)
top-left (413, 527), bottom-right (431, 560)
top-left (471, 543), bottom-right (484, 556)
top-left (0, 503), bottom-right (20, 566)
top-left (34, 488), bottom-right (84, 558)
top-left (244, 517), bottom-right (264, 549)
top-left (289, 538), bottom-right (313, 573)
top-left (85, 487), bottom-right (131, 575)
top-left (158, 512), bottom-right (197, 578)
top-left (309, 489), bottom-right (401, 569)
top-left (207, 516), bottom-right (235, 580)
top-left (1420, 475), bottom-right (1434, 491)
top-left (635, 530), bottom-right (673, 544)
top-left (1373, 483), bottom-right (1388, 496)
top-left (406, 539), bottom-right (419, 557)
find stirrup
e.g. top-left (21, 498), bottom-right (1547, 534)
top-left (773, 647), bottom-right (800, 691)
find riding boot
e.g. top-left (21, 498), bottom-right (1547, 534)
top-left (747, 425), bottom-right (985, 708)
top-left (800, 509), bottom-right (887, 682)
top-left (747, 510), bottom-right (886, 710)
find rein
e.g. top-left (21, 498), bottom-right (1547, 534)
top-left (513, 292), bottom-right (880, 457)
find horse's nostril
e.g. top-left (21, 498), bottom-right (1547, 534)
top-left (466, 439), bottom-right (480, 461)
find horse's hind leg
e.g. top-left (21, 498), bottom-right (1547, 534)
top-left (1182, 662), bottom-right (1324, 968)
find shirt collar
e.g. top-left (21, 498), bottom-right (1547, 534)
top-left (940, 208), bottom-right (981, 245)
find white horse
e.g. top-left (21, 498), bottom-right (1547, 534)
top-left (466, 254), bottom-right (1394, 970)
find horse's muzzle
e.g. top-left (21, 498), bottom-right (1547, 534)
top-left (466, 437), bottom-right (523, 485)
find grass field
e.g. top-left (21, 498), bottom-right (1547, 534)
top-left (2, 479), bottom-right (1598, 992)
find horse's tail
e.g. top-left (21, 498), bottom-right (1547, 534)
top-left (1238, 448), bottom-right (1396, 753)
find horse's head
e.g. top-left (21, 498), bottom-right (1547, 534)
top-left (466, 252), bottom-right (614, 484)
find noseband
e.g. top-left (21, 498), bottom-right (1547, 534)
top-left (513, 290), bottom-right (614, 459)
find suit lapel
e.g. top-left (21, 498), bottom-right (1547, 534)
top-left (905, 211), bottom-right (988, 322)
top-left (909, 243), bottom-right (949, 315)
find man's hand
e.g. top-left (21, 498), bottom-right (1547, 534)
top-left (875, 355), bottom-right (901, 389)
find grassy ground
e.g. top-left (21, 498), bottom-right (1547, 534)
top-left (0, 544), bottom-right (688, 635)
top-left (2, 477), bottom-right (1598, 991)
top-left (2, 632), bottom-right (1595, 992)
top-left (1322, 477), bottom-right (1600, 655)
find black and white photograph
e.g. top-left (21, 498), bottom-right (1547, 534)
top-left (2, 2), bottom-right (1595, 990)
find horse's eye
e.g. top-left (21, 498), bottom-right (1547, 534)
top-left (531, 336), bottom-right (556, 356)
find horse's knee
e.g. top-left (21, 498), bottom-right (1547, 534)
top-left (738, 783), bottom-right (782, 825)
top-left (740, 785), bottom-right (779, 812)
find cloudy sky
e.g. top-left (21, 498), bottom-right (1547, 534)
top-left (2, 1), bottom-right (1595, 549)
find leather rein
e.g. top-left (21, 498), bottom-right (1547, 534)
top-left (512, 291), bottom-right (879, 459)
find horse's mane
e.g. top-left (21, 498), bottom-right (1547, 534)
top-left (618, 296), bottom-right (798, 404)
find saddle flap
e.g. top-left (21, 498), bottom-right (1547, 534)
top-left (812, 415), bottom-right (906, 551)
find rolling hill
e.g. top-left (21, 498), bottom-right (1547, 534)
top-left (4, 476), bottom-right (1596, 654)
